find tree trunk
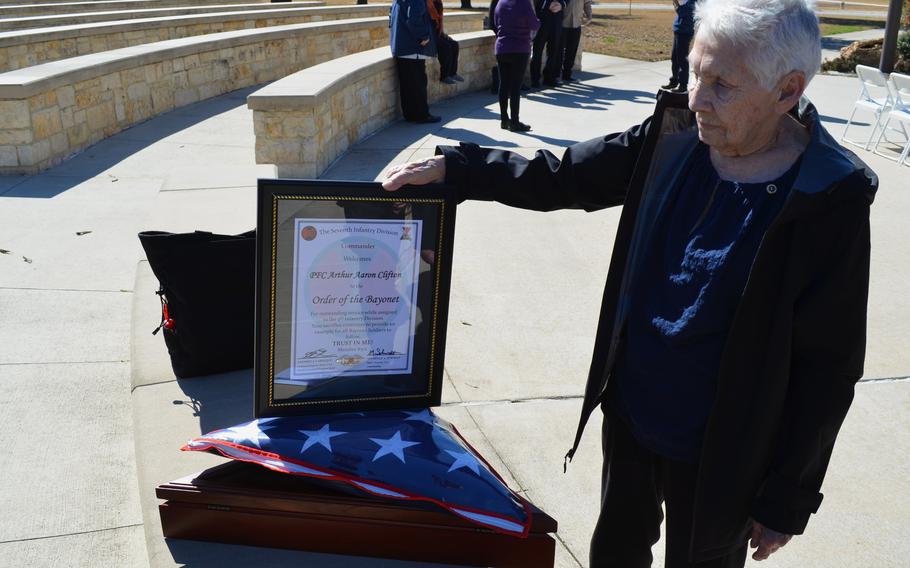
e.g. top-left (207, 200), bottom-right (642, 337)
top-left (880, 0), bottom-right (904, 72)
top-left (460, 0), bottom-right (473, 9)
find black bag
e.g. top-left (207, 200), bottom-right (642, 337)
top-left (490, 65), bottom-right (499, 94)
top-left (138, 230), bottom-right (256, 378)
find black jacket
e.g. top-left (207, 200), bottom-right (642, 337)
top-left (437, 96), bottom-right (876, 560)
top-left (534, 0), bottom-right (567, 20)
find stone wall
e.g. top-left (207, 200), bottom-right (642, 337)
top-left (249, 31), bottom-right (496, 179)
top-left (0, 13), bottom-right (483, 175)
top-left (0, 1), bottom-right (323, 32)
top-left (0, 5), bottom-right (390, 72)
top-left (0, 0), bottom-right (280, 18)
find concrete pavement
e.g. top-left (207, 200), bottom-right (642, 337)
top-left (0, 49), bottom-right (907, 568)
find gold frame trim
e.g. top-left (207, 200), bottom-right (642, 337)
top-left (267, 194), bottom-right (447, 408)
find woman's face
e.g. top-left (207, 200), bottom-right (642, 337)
top-left (687, 35), bottom-right (783, 157)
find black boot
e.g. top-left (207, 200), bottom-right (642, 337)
top-left (660, 79), bottom-right (678, 90)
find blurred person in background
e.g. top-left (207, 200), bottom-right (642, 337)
top-left (530, 0), bottom-right (566, 87)
top-left (429, 0), bottom-right (464, 84)
top-left (663, 0), bottom-right (699, 92)
top-left (390, 0), bottom-right (441, 123)
top-left (557, 0), bottom-right (592, 82)
top-left (490, 0), bottom-right (540, 130)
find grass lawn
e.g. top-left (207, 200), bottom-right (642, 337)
top-left (583, 12), bottom-right (676, 62)
top-left (582, 11), bottom-right (880, 62)
top-left (819, 23), bottom-right (871, 35)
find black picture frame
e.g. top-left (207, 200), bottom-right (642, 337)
top-left (255, 179), bottom-right (457, 417)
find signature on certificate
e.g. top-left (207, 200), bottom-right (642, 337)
top-left (303, 348), bottom-right (333, 359)
top-left (368, 348), bottom-right (401, 356)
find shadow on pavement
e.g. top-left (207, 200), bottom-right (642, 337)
top-left (819, 114), bottom-right (868, 126)
top-left (820, 36), bottom-right (856, 54)
top-left (572, 70), bottom-right (613, 81)
top-left (173, 369), bottom-right (256, 436)
top-left (526, 81), bottom-right (656, 111)
top-left (436, 126), bottom-right (579, 148)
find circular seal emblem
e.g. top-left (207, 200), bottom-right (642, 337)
top-left (301, 226), bottom-right (317, 241)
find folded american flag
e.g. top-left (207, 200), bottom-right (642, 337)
top-left (183, 409), bottom-right (531, 536)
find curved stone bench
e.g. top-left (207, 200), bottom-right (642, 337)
top-left (0, 0), bottom-right (321, 31)
top-left (248, 30), bottom-right (495, 179)
top-left (0, 12), bottom-right (483, 175)
top-left (0, 4), bottom-right (390, 72)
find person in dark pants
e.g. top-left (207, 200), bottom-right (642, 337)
top-left (663, 0), bottom-right (698, 92)
top-left (593, 407), bottom-right (749, 567)
top-left (529, 0), bottom-right (566, 87)
top-left (384, 2), bottom-right (873, 566)
top-left (557, 0), bottom-right (591, 81)
top-left (491, 0), bottom-right (540, 131)
top-left (390, 0), bottom-right (440, 123)
top-left (429, 0), bottom-right (464, 84)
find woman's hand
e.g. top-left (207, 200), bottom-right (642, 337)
top-left (749, 521), bottom-right (793, 561)
top-left (382, 155), bottom-right (446, 191)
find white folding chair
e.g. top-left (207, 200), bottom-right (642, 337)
top-left (872, 72), bottom-right (910, 166)
top-left (842, 65), bottom-right (894, 151)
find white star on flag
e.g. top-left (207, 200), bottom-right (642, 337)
top-left (220, 419), bottom-right (275, 449)
top-left (402, 409), bottom-right (435, 425)
top-left (299, 424), bottom-right (346, 453)
top-left (370, 430), bottom-right (420, 463)
top-left (445, 449), bottom-right (481, 475)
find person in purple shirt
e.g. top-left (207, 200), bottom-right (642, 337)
top-left (490, 0), bottom-right (540, 132)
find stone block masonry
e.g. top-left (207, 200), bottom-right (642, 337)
top-left (0, 5), bottom-right (391, 73)
top-left (0, 13), bottom-right (484, 176)
top-left (249, 31), bottom-right (496, 180)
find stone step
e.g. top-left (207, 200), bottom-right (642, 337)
top-left (0, 11), bottom-right (485, 175)
top-left (0, 0), bottom-right (323, 30)
top-left (1, 0), bottom-right (267, 3)
top-left (0, 0), bottom-right (280, 17)
top-left (0, 4), bottom-right (391, 72)
top-left (0, 0), bottom-right (356, 18)
top-left (249, 30), bottom-right (495, 180)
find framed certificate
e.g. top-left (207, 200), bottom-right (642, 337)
top-left (255, 179), bottom-right (456, 417)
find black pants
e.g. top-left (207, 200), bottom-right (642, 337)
top-left (395, 57), bottom-right (429, 121)
top-left (670, 32), bottom-right (693, 88)
top-left (530, 13), bottom-right (563, 84)
top-left (496, 53), bottom-right (529, 123)
top-left (436, 33), bottom-right (459, 80)
top-left (558, 26), bottom-right (582, 79)
top-left (589, 410), bottom-right (749, 568)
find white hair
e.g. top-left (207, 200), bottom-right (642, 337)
top-left (694, 0), bottom-right (821, 89)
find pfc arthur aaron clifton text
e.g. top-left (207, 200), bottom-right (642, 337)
top-left (309, 271), bottom-right (403, 307)
top-left (382, 0), bottom-right (876, 566)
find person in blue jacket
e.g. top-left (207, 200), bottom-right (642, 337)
top-left (390, 0), bottom-right (441, 123)
top-left (663, 0), bottom-right (699, 93)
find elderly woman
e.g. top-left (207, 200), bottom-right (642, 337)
top-left (383, 0), bottom-right (876, 566)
